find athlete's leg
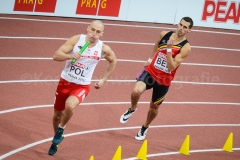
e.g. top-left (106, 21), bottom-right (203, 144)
top-left (143, 102), bottom-right (160, 127)
top-left (53, 78), bottom-right (69, 133)
top-left (120, 71), bottom-right (152, 124)
top-left (144, 83), bottom-right (169, 127)
top-left (51, 86), bottom-right (88, 147)
top-left (53, 110), bottom-right (64, 133)
top-left (131, 81), bottom-right (146, 110)
top-left (135, 101), bottom-right (159, 140)
top-left (51, 95), bottom-right (83, 148)
top-left (59, 96), bottom-right (80, 127)
top-left (135, 84), bottom-right (168, 140)
top-left (131, 71), bottom-right (153, 110)
top-left (59, 85), bottom-right (90, 127)
top-left (49, 79), bottom-right (70, 155)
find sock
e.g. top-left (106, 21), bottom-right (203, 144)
top-left (142, 125), bottom-right (148, 129)
top-left (130, 108), bottom-right (136, 112)
top-left (58, 124), bottom-right (66, 129)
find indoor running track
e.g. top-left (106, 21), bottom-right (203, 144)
top-left (0, 14), bottom-right (240, 160)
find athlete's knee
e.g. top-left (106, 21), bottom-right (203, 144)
top-left (65, 96), bottom-right (79, 114)
top-left (132, 84), bottom-right (145, 97)
top-left (65, 103), bottom-right (75, 113)
top-left (131, 88), bottom-right (142, 97)
top-left (150, 102), bottom-right (160, 110)
top-left (53, 110), bottom-right (63, 121)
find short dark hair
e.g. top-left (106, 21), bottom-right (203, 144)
top-left (181, 17), bottom-right (193, 29)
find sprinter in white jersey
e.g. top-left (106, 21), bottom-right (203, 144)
top-left (48, 20), bottom-right (117, 156)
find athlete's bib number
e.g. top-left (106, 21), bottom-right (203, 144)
top-left (154, 57), bottom-right (171, 74)
top-left (67, 65), bottom-right (85, 82)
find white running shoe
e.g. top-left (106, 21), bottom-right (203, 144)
top-left (135, 125), bottom-right (149, 141)
top-left (120, 108), bottom-right (137, 124)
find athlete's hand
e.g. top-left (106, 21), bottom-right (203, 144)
top-left (167, 38), bottom-right (174, 49)
top-left (71, 52), bottom-right (82, 60)
top-left (94, 79), bottom-right (105, 89)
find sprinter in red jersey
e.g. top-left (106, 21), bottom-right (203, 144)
top-left (120, 17), bottom-right (193, 140)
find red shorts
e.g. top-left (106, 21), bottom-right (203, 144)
top-left (54, 78), bottom-right (90, 111)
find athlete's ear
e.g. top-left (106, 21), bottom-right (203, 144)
top-left (87, 25), bottom-right (89, 32)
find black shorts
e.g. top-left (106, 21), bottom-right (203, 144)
top-left (137, 71), bottom-right (169, 105)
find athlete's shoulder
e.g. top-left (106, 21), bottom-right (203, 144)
top-left (159, 31), bottom-right (173, 40)
top-left (70, 34), bottom-right (80, 39)
top-left (159, 31), bottom-right (168, 38)
top-left (102, 43), bottom-right (112, 54)
top-left (185, 42), bottom-right (191, 51)
top-left (68, 34), bottom-right (80, 44)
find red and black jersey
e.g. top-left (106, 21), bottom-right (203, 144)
top-left (145, 31), bottom-right (189, 86)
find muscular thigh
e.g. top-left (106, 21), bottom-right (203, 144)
top-left (137, 71), bottom-right (169, 105)
top-left (54, 79), bottom-right (71, 111)
top-left (137, 71), bottom-right (155, 90)
top-left (54, 78), bottom-right (90, 111)
top-left (69, 85), bottom-right (90, 104)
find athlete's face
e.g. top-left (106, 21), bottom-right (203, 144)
top-left (87, 21), bottom-right (104, 42)
top-left (176, 19), bottom-right (191, 37)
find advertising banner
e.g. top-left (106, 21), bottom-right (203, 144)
top-left (76, 0), bottom-right (121, 17)
top-left (13, 0), bottom-right (57, 13)
top-left (0, 0), bottom-right (239, 30)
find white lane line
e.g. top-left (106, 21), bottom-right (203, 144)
top-left (1, 36), bottom-right (240, 52)
top-left (0, 124), bottom-right (239, 159)
top-left (0, 17), bottom-right (240, 36)
top-left (0, 57), bottom-right (52, 60)
top-left (181, 62), bottom-right (240, 68)
top-left (0, 104), bottom-right (53, 114)
top-left (1, 102), bottom-right (240, 114)
top-left (0, 36), bottom-right (68, 40)
top-left (0, 79), bottom-right (239, 86)
top-left (0, 57), bottom-right (239, 68)
top-left (0, 79), bottom-right (59, 84)
top-left (171, 81), bottom-right (240, 86)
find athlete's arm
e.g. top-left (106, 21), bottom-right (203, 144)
top-left (144, 31), bottom-right (168, 66)
top-left (166, 41), bottom-right (191, 71)
top-left (53, 35), bottom-right (80, 61)
top-left (94, 43), bottom-right (117, 89)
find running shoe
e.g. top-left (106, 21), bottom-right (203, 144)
top-left (120, 108), bottom-right (137, 123)
top-left (52, 127), bottom-right (64, 145)
top-left (135, 125), bottom-right (149, 140)
top-left (48, 143), bottom-right (58, 155)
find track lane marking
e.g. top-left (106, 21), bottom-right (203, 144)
top-left (1, 36), bottom-right (240, 52)
top-left (0, 57), bottom-right (240, 68)
top-left (1, 102), bottom-right (240, 114)
top-left (0, 79), bottom-right (240, 86)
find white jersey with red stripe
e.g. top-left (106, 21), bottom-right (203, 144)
top-left (60, 34), bottom-right (102, 85)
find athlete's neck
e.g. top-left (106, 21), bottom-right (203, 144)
top-left (172, 33), bottom-right (186, 43)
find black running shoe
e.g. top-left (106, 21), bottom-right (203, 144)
top-left (52, 127), bottom-right (64, 145)
top-left (120, 108), bottom-right (137, 123)
top-left (48, 143), bottom-right (58, 156)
